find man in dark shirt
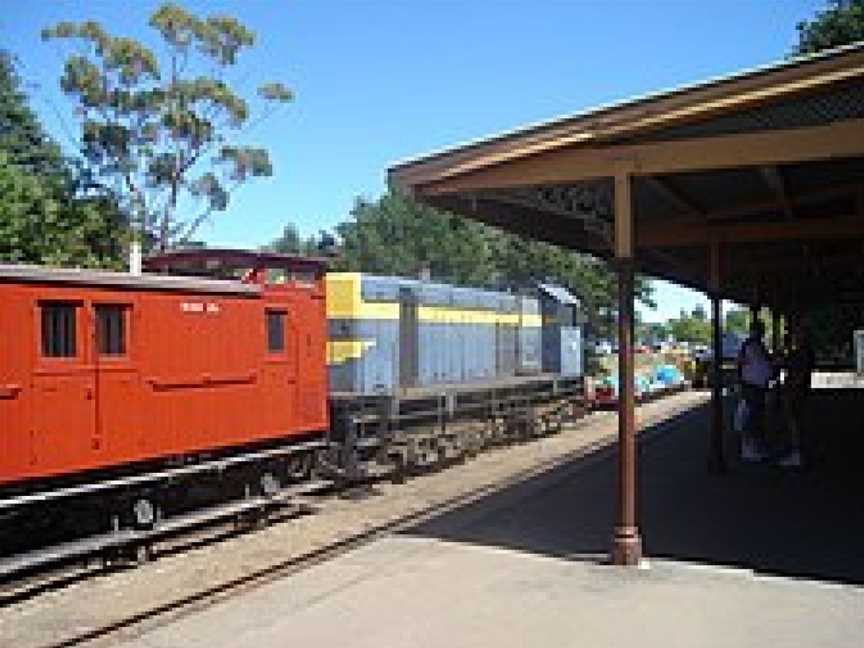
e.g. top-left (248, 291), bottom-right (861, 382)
top-left (780, 321), bottom-right (815, 468)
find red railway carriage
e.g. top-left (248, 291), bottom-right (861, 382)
top-left (0, 252), bottom-right (328, 487)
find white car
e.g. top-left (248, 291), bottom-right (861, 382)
top-left (594, 340), bottom-right (613, 355)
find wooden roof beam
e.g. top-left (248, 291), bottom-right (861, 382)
top-left (703, 180), bottom-right (862, 223)
top-left (643, 176), bottom-right (704, 218)
top-left (758, 166), bottom-right (793, 219)
top-left (637, 214), bottom-right (864, 247)
top-left (426, 194), bottom-right (609, 255)
top-left (417, 118), bottom-right (864, 195)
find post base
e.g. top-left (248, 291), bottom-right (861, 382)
top-left (611, 526), bottom-right (643, 565)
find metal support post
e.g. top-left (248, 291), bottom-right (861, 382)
top-left (611, 172), bottom-right (642, 566)
top-left (709, 241), bottom-right (726, 473)
top-left (710, 295), bottom-right (726, 472)
top-left (771, 309), bottom-right (782, 355)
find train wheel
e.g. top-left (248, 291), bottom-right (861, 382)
top-left (260, 471), bottom-right (281, 497)
top-left (132, 497), bottom-right (158, 529)
top-left (285, 452), bottom-right (313, 482)
top-left (134, 543), bottom-right (153, 565)
top-left (390, 454), bottom-right (406, 484)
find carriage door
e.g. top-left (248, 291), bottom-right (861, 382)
top-left (93, 304), bottom-right (135, 455)
top-left (398, 287), bottom-right (419, 389)
top-left (31, 300), bottom-right (97, 471)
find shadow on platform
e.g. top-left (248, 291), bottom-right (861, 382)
top-left (405, 390), bottom-right (864, 586)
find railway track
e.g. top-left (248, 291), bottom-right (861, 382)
top-left (1, 393), bottom-right (708, 648)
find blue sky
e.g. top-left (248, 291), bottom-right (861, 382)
top-left (5, 0), bottom-right (822, 321)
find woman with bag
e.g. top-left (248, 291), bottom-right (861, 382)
top-left (737, 319), bottom-right (775, 461)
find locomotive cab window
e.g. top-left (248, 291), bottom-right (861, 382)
top-left (96, 305), bottom-right (128, 356)
top-left (266, 310), bottom-right (287, 353)
top-left (40, 302), bottom-right (78, 358)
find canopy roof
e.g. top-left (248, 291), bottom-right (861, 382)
top-left (390, 43), bottom-right (864, 308)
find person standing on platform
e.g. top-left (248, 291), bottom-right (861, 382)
top-left (779, 321), bottom-right (815, 468)
top-left (737, 319), bottom-right (774, 461)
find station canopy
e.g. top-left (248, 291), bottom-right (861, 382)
top-left (389, 43), bottom-right (864, 309)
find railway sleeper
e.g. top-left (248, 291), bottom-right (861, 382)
top-left (486, 417), bottom-right (510, 446)
top-left (506, 411), bottom-right (536, 441)
top-left (453, 423), bottom-right (486, 457)
top-left (434, 433), bottom-right (464, 465)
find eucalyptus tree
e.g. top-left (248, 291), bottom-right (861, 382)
top-left (795, 0), bottom-right (864, 54)
top-left (42, 3), bottom-right (293, 251)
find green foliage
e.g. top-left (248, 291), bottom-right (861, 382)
top-left (0, 51), bottom-right (124, 268)
top-left (640, 322), bottom-right (669, 345)
top-left (332, 192), bottom-right (499, 286)
top-left (0, 52), bottom-right (66, 180)
top-left (282, 190), bottom-right (653, 339)
top-left (724, 308), bottom-right (750, 336)
top-left (42, 2), bottom-right (293, 250)
top-left (0, 152), bottom-right (125, 267)
top-left (795, 1), bottom-right (864, 54)
top-left (267, 223), bottom-right (321, 256)
top-left (668, 306), bottom-right (713, 345)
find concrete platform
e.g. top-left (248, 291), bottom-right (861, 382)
top-left (118, 536), bottom-right (862, 648)
top-left (415, 388), bottom-right (864, 585)
top-left (118, 391), bottom-right (864, 647)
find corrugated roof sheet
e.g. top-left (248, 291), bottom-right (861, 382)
top-left (0, 265), bottom-right (260, 295)
top-left (538, 283), bottom-right (579, 305)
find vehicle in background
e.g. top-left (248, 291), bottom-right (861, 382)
top-left (593, 339), bottom-right (613, 355)
top-left (692, 332), bottom-right (745, 387)
top-left (691, 344), bottom-right (709, 359)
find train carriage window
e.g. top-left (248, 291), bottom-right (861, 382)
top-left (266, 310), bottom-right (287, 353)
top-left (289, 270), bottom-right (316, 284)
top-left (41, 302), bottom-right (78, 358)
top-left (96, 305), bottom-right (128, 356)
